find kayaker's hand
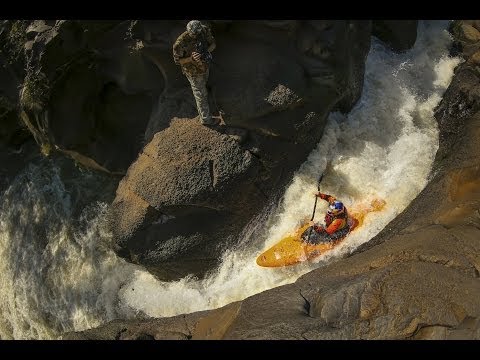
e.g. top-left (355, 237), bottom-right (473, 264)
top-left (309, 220), bottom-right (315, 226)
top-left (191, 51), bottom-right (202, 63)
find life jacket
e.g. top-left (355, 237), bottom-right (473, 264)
top-left (325, 207), bottom-right (348, 230)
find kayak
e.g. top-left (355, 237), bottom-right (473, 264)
top-left (256, 198), bottom-right (386, 267)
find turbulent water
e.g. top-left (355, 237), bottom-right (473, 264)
top-left (0, 21), bottom-right (462, 339)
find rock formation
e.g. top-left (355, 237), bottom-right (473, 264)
top-left (64, 20), bottom-right (480, 340)
top-left (109, 20), bottom-right (376, 279)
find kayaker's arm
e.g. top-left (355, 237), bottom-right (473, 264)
top-left (315, 192), bottom-right (336, 204)
top-left (325, 219), bottom-right (344, 234)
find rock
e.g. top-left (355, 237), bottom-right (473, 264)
top-left (147, 20), bottom-right (372, 139)
top-left (450, 20), bottom-right (480, 58)
top-left (0, 22), bottom-right (30, 148)
top-left (0, 67), bottom-right (21, 146)
top-left (18, 20), bottom-right (165, 173)
top-left (264, 84), bottom-right (303, 110)
top-left (3, 20), bottom-right (372, 176)
top-left (469, 50), bottom-right (480, 65)
top-left (433, 60), bottom-right (480, 161)
top-left (110, 118), bottom-right (262, 279)
top-left (460, 23), bottom-right (480, 43)
top-left (463, 20), bottom-right (480, 32)
top-left (372, 20), bottom-right (418, 52)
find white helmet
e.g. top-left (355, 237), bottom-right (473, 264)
top-left (328, 201), bottom-right (345, 215)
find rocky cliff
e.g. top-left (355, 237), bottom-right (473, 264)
top-left (63, 20), bottom-right (480, 340)
top-left (1, 20), bottom-right (421, 280)
top-left (106, 20), bottom-right (416, 280)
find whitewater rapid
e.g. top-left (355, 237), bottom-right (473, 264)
top-left (0, 21), bottom-right (461, 339)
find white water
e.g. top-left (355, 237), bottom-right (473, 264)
top-left (0, 21), bottom-right (461, 339)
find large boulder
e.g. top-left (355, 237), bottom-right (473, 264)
top-left (144, 20), bottom-right (373, 139)
top-left (0, 53), bottom-right (25, 147)
top-left (0, 21), bottom-right (31, 148)
top-left (5, 20), bottom-right (419, 177)
top-left (449, 20), bottom-right (480, 57)
top-left (18, 20), bottom-right (166, 172)
top-left (111, 118), bottom-right (262, 279)
top-left (2, 20), bottom-right (373, 169)
top-left (110, 20), bottom-right (373, 279)
top-left (372, 20), bottom-right (418, 52)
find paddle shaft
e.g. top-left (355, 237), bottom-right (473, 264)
top-left (306, 173), bottom-right (324, 242)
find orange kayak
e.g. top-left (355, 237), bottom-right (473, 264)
top-left (256, 198), bottom-right (386, 267)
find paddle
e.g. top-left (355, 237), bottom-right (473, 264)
top-left (305, 172), bottom-right (324, 243)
